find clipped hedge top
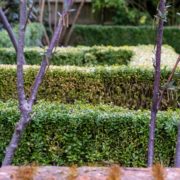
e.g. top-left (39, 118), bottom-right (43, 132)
top-left (70, 25), bottom-right (180, 53)
top-left (0, 100), bottom-right (179, 166)
top-left (0, 64), bottom-right (179, 109)
top-left (0, 62), bottom-right (178, 76)
top-left (0, 45), bottom-right (178, 69)
top-left (0, 100), bottom-right (179, 123)
top-left (73, 25), bottom-right (180, 30)
top-left (0, 46), bottom-right (133, 66)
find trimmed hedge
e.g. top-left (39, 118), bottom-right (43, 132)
top-left (0, 45), bottom-right (177, 69)
top-left (0, 65), bottom-right (179, 110)
top-left (0, 101), bottom-right (178, 166)
top-left (0, 46), bottom-right (133, 66)
top-left (70, 25), bottom-right (180, 53)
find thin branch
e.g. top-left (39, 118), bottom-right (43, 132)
top-left (0, 8), bottom-right (18, 51)
top-left (39, 0), bottom-right (45, 23)
top-left (28, 0), bottom-right (74, 106)
top-left (175, 122), bottom-right (180, 167)
top-left (24, 0), bottom-right (35, 30)
top-left (54, 0), bottom-right (58, 31)
top-left (28, 15), bottom-right (64, 107)
top-left (127, 0), bottom-right (146, 11)
top-left (28, 2), bottom-right (73, 107)
top-left (157, 55), bottom-right (180, 110)
top-left (64, 0), bottom-right (85, 46)
top-left (43, 27), bottom-right (50, 46)
top-left (0, 7), bottom-right (26, 64)
top-left (147, 0), bottom-right (166, 167)
top-left (16, 0), bottom-right (27, 110)
top-left (16, 3), bottom-right (27, 100)
top-left (37, 0), bottom-right (50, 45)
top-left (48, 0), bottom-right (53, 35)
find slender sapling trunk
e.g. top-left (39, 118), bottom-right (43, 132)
top-left (1, 0), bottom-right (73, 166)
top-left (175, 122), bottom-right (180, 167)
top-left (147, 0), bottom-right (166, 167)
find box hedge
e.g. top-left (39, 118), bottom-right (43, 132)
top-left (0, 101), bottom-right (178, 167)
top-left (0, 46), bottom-right (133, 66)
top-left (70, 25), bottom-right (180, 53)
top-left (0, 65), bottom-right (179, 110)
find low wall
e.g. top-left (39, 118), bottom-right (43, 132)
top-left (0, 166), bottom-right (180, 179)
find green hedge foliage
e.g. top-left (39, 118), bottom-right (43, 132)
top-left (70, 25), bottom-right (180, 53)
top-left (0, 101), bottom-right (178, 166)
top-left (0, 65), bottom-right (179, 110)
top-left (0, 45), bottom-right (177, 69)
top-left (0, 46), bottom-right (133, 66)
top-left (0, 23), bottom-right (45, 48)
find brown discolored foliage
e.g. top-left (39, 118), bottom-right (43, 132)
top-left (14, 165), bottom-right (37, 180)
top-left (152, 163), bottom-right (166, 180)
top-left (107, 165), bottom-right (122, 180)
top-left (67, 165), bottom-right (78, 180)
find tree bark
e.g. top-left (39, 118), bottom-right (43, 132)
top-left (64, 0), bottom-right (85, 46)
top-left (147, 0), bottom-right (166, 167)
top-left (2, 0), bottom-right (28, 166)
top-left (39, 0), bottom-right (45, 23)
top-left (175, 122), bottom-right (180, 167)
top-left (157, 55), bottom-right (180, 110)
top-left (1, 0), bottom-right (73, 166)
top-left (2, 114), bottom-right (30, 166)
top-left (0, 8), bottom-right (18, 51)
top-left (16, 0), bottom-right (27, 109)
top-left (0, 8), bottom-right (26, 64)
top-left (28, 17), bottom-right (64, 107)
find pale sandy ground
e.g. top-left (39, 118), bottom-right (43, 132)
top-left (125, 45), bottom-right (179, 69)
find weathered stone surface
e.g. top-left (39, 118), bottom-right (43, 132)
top-left (0, 166), bottom-right (180, 180)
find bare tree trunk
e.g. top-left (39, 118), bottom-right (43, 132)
top-left (2, 114), bottom-right (31, 165)
top-left (147, 0), bottom-right (166, 167)
top-left (1, 0), bottom-right (73, 166)
top-left (28, 18), bottom-right (64, 107)
top-left (38, 0), bottom-right (50, 45)
top-left (2, 0), bottom-right (28, 166)
top-left (64, 0), bottom-right (85, 46)
top-left (0, 8), bottom-right (18, 50)
top-left (48, 0), bottom-right (53, 34)
top-left (175, 122), bottom-right (180, 167)
top-left (39, 0), bottom-right (45, 23)
top-left (0, 8), bottom-right (26, 64)
top-left (54, 0), bottom-right (58, 31)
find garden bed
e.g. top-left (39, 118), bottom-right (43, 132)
top-left (0, 101), bottom-right (179, 167)
top-left (0, 65), bottom-right (179, 109)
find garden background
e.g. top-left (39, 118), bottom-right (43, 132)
top-left (0, 0), bottom-right (180, 168)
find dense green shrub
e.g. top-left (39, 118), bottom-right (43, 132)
top-left (0, 46), bottom-right (133, 66)
top-left (0, 65), bottom-right (179, 110)
top-left (91, 0), bottom-right (152, 25)
top-left (0, 23), bottom-right (45, 48)
top-left (0, 101), bottom-right (178, 166)
top-left (0, 45), bottom-right (176, 68)
top-left (70, 25), bottom-right (180, 53)
top-left (91, 0), bottom-right (179, 25)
